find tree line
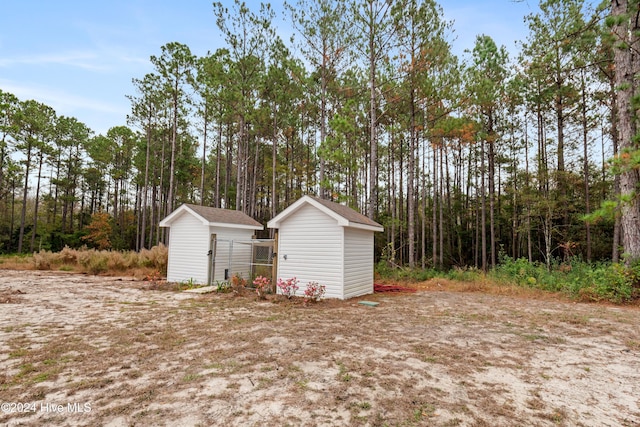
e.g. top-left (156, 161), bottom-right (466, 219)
top-left (1, 0), bottom-right (639, 270)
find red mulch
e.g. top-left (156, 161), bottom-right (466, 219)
top-left (374, 283), bottom-right (417, 293)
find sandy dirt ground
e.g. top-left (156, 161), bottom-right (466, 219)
top-left (0, 269), bottom-right (639, 427)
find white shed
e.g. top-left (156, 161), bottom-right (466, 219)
top-left (159, 203), bottom-right (263, 285)
top-left (267, 195), bottom-right (384, 299)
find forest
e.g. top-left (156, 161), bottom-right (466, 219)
top-left (0, 0), bottom-right (638, 274)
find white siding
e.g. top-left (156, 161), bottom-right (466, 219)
top-left (343, 228), bottom-right (374, 299)
top-left (166, 214), bottom-right (257, 285)
top-left (276, 203), bottom-right (344, 299)
top-left (166, 213), bottom-right (209, 284)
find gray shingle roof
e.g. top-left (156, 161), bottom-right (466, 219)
top-left (306, 196), bottom-right (383, 228)
top-left (183, 204), bottom-right (263, 228)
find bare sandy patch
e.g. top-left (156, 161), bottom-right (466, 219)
top-left (0, 269), bottom-right (639, 426)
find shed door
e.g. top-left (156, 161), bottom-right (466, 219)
top-left (207, 234), bottom-right (216, 286)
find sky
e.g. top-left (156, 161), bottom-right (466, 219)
top-left (0, 0), bottom-right (541, 137)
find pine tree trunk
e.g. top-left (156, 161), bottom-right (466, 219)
top-left (480, 139), bottom-right (487, 272)
top-left (272, 103), bottom-right (278, 228)
top-left (610, 70), bottom-right (621, 263)
top-left (408, 85), bottom-right (416, 268)
top-left (432, 145), bottom-right (438, 269)
top-left (613, 0), bottom-right (640, 263)
top-left (319, 38), bottom-right (328, 200)
top-left (581, 72), bottom-right (592, 261)
top-left (139, 113), bottom-right (151, 250)
top-left (215, 122), bottom-right (222, 208)
top-left (200, 103), bottom-right (208, 206)
top-left (17, 139), bottom-right (32, 253)
top-left (368, 31), bottom-right (377, 219)
top-left (439, 144), bottom-right (444, 267)
top-left (167, 80), bottom-right (179, 217)
top-left (488, 113), bottom-right (496, 269)
top-left (236, 115), bottom-right (245, 212)
top-left (30, 151), bottom-right (44, 252)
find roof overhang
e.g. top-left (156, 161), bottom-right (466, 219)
top-left (208, 221), bottom-right (264, 230)
top-left (159, 205), bottom-right (263, 230)
top-left (267, 195), bottom-right (384, 232)
top-left (347, 222), bottom-right (385, 232)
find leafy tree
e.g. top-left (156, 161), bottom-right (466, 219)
top-left (128, 72), bottom-right (164, 249)
top-left (53, 116), bottom-right (92, 234)
top-left (82, 211), bottom-right (112, 250)
top-left (150, 42), bottom-right (196, 217)
top-left (393, 0), bottom-right (454, 267)
top-left (318, 68), bottom-right (368, 203)
top-left (0, 90), bottom-right (19, 248)
top-left (351, 0), bottom-right (398, 220)
top-left (213, 0), bottom-right (275, 213)
top-left (0, 91), bottom-right (18, 204)
top-left (105, 126), bottom-right (138, 235)
top-left (257, 37), bottom-right (306, 220)
top-left (467, 34), bottom-right (509, 270)
top-left (0, 0), bottom-right (627, 272)
top-left (285, 0), bottom-right (354, 200)
top-left (12, 99), bottom-right (56, 252)
top-left (522, 0), bottom-right (591, 265)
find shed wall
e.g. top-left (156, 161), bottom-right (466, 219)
top-left (343, 228), bottom-right (375, 298)
top-left (166, 213), bottom-right (209, 284)
top-left (276, 203), bottom-right (344, 299)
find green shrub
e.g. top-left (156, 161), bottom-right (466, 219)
top-left (575, 262), bottom-right (633, 303)
top-left (492, 256), bottom-right (635, 303)
top-left (376, 254), bottom-right (637, 304)
top-left (375, 262), bottom-right (440, 282)
top-left (493, 256), bottom-right (548, 287)
top-left (445, 266), bottom-right (483, 282)
top-left (216, 281), bottom-right (231, 293)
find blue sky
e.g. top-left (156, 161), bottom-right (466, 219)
top-left (0, 0), bottom-right (540, 136)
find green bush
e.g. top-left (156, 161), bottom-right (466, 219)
top-left (492, 256), bottom-right (635, 303)
top-left (493, 256), bottom-right (553, 288)
top-left (375, 263), bottom-right (440, 282)
top-left (445, 266), bottom-right (483, 282)
top-left (376, 255), bottom-right (638, 304)
top-left (572, 262), bottom-right (633, 303)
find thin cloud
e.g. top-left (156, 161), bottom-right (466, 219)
top-left (0, 51), bottom-right (108, 71)
top-left (0, 79), bottom-right (124, 115)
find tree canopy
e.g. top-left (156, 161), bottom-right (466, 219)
top-left (2, 0), bottom-right (634, 270)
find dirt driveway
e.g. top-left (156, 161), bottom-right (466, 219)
top-left (0, 270), bottom-right (639, 426)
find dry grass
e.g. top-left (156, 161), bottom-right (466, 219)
top-left (1, 270), bottom-right (639, 426)
top-left (0, 245), bottom-right (167, 278)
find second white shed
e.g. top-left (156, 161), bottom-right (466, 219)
top-left (267, 195), bottom-right (384, 299)
top-left (159, 203), bottom-right (263, 285)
